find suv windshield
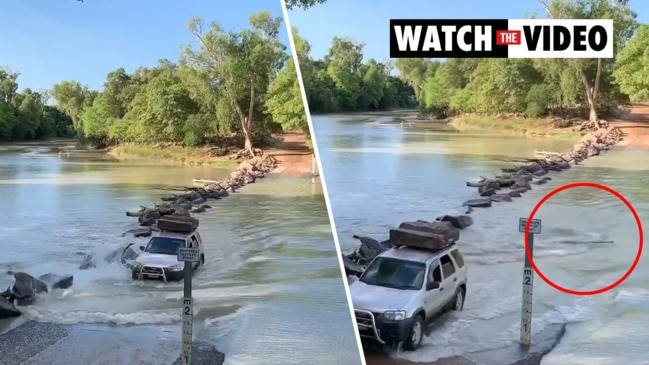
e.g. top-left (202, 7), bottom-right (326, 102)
top-left (145, 237), bottom-right (185, 255)
top-left (359, 257), bottom-right (425, 290)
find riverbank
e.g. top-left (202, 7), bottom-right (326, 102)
top-left (449, 115), bottom-right (581, 140)
top-left (107, 132), bottom-right (315, 178)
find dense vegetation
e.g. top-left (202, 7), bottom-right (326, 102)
top-left (295, 32), bottom-right (417, 113)
top-left (0, 70), bottom-right (75, 141)
top-left (47, 11), bottom-right (307, 153)
top-left (285, 0), bottom-right (328, 10)
top-left (294, 0), bottom-right (648, 124)
top-left (395, 0), bottom-right (647, 122)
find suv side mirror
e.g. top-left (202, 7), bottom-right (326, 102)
top-left (426, 281), bottom-right (440, 291)
top-left (139, 246), bottom-right (145, 251)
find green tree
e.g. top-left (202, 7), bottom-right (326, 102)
top-left (326, 37), bottom-right (363, 110)
top-left (613, 24), bottom-right (649, 102)
top-left (183, 11), bottom-right (287, 153)
top-left (51, 81), bottom-right (95, 137)
top-left (266, 39), bottom-right (310, 142)
top-left (538, 0), bottom-right (637, 121)
top-left (285, 0), bottom-right (327, 10)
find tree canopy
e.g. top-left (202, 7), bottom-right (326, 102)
top-left (392, 0), bottom-right (644, 122)
top-left (0, 70), bottom-right (75, 141)
top-left (47, 11), bottom-right (309, 152)
top-left (285, 0), bottom-right (328, 11)
top-left (297, 32), bottom-right (417, 113)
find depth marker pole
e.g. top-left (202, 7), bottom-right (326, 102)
top-left (518, 217), bottom-right (541, 346)
top-left (178, 246), bottom-right (200, 365)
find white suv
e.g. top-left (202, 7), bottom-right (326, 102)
top-left (131, 229), bottom-right (205, 282)
top-left (349, 244), bottom-right (468, 350)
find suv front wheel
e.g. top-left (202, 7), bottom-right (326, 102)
top-left (403, 315), bottom-right (424, 351)
top-left (453, 287), bottom-right (465, 311)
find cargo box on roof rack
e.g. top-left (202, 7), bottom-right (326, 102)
top-left (397, 220), bottom-right (460, 242)
top-left (389, 227), bottom-right (456, 251)
top-left (157, 216), bottom-right (199, 234)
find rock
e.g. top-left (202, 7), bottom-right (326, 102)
top-left (533, 179), bottom-right (548, 185)
top-left (13, 272), bottom-right (48, 294)
top-left (8, 272), bottom-right (48, 306)
top-left (38, 274), bottom-right (73, 290)
top-left (342, 255), bottom-right (364, 277)
top-left (462, 198), bottom-right (492, 208)
top-left (355, 235), bottom-right (389, 264)
top-left (479, 188), bottom-right (496, 197)
top-left (125, 209), bottom-right (144, 217)
top-left (490, 194), bottom-right (513, 202)
top-left (190, 206), bottom-right (207, 214)
top-left (437, 215), bottom-right (474, 229)
top-left (581, 133), bottom-right (598, 145)
top-left (513, 178), bottom-right (532, 190)
top-left (587, 147), bottom-right (600, 156)
top-left (479, 180), bottom-right (501, 194)
top-left (507, 191), bottom-right (522, 198)
top-left (0, 295), bottom-right (20, 319)
top-left (79, 254), bottom-right (95, 270)
top-left (139, 217), bottom-right (157, 227)
top-left (466, 180), bottom-right (483, 188)
top-left (523, 163), bottom-right (544, 174)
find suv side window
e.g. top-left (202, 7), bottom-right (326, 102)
top-left (450, 249), bottom-right (465, 268)
top-left (440, 254), bottom-right (456, 279)
top-left (189, 235), bottom-right (198, 248)
top-left (428, 263), bottom-right (442, 283)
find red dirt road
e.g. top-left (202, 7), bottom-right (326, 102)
top-left (609, 103), bottom-right (649, 150)
top-left (265, 132), bottom-right (316, 178)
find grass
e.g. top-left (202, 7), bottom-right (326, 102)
top-left (108, 144), bottom-right (240, 168)
top-left (449, 115), bottom-right (583, 140)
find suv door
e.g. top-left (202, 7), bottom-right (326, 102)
top-left (424, 260), bottom-right (445, 317)
top-left (438, 254), bottom-right (458, 304)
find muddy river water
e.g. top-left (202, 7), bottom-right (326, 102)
top-left (0, 141), bottom-right (362, 365)
top-left (313, 112), bottom-right (649, 365)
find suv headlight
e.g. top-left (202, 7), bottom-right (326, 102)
top-left (383, 310), bottom-right (407, 321)
top-left (169, 263), bottom-right (184, 271)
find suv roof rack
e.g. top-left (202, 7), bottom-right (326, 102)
top-left (394, 241), bottom-right (456, 253)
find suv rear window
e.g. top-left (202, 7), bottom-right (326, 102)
top-left (450, 249), bottom-right (465, 268)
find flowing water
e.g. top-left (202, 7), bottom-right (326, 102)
top-left (0, 141), bottom-right (362, 365)
top-left (313, 112), bottom-right (649, 365)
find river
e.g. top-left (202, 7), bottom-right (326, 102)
top-left (0, 140), bottom-right (362, 365)
top-left (313, 112), bottom-right (649, 365)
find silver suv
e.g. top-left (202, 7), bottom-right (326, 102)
top-left (349, 244), bottom-right (468, 350)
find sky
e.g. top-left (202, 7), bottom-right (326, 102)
top-left (0, 0), bottom-right (289, 92)
top-left (288, 0), bottom-right (649, 61)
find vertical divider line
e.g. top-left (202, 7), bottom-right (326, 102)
top-left (278, 2), bottom-right (367, 364)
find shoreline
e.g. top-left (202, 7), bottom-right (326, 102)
top-left (348, 104), bottom-right (649, 365)
top-left (105, 132), bottom-right (315, 178)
